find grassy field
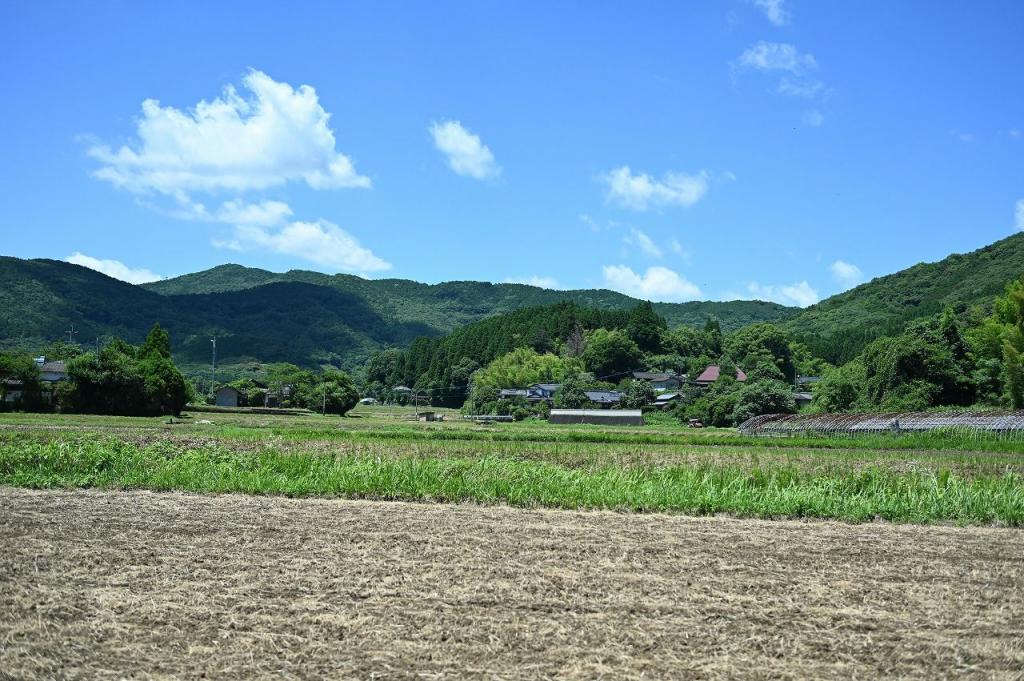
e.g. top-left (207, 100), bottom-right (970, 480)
top-left (3, 407), bottom-right (1023, 678)
top-left (2, 405), bottom-right (1022, 524)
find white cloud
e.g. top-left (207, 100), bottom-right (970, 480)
top-left (602, 265), bottom-right (702, 302)
top-left (778, 77), bottom-right (824, 98)
top-left (830, 260), bottom-right (864, 287)
top-left (669, 238), bottom-right (692, 261)
top-left (1010, 129), bottom-right (1021, 140)
top-left (215, 199), bottom-right (293, 227)
top-left (429, 120), bottom-right (499, 180)
top-left (951, 130), bottom-right (974, 143)
top-left (802, 109), bottom-right (825, 127)
top-left (88, 70), bottom-right (370, 195)
top-left (504, 276), bottom-right (562, 289)
top-left (1016, 199), bottom-right (1024, 231)
top-left (751, 0), bottom-right (789, 25)
top-left (741, 280), bottom-right (819, 307)
top-left (602, 166), bottom-right (708, 211)
top-left (624, 229), bottom-right (663, 259)
top-left (216, 220), bottom-right (391, 273)
top-left (65, 253), bottom-right (163, 284)
top-left (735, 42), bottom-right (817, 75)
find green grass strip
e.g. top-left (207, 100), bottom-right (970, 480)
top-left (2, 436), bottom-right (1022, 525)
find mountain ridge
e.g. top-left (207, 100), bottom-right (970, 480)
top-left (3, 231), bottom-right (1022, 369)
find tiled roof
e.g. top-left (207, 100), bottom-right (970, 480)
top-left (632, 372), bottom-right (678, 382)
top-left (695, 365), bottom-right (747, 383)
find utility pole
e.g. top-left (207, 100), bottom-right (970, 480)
top-left (65, 325), bottom-right (78, 344)
top-left (210, 337), bottom-right (216, 397)
top-left (322, 382), bottom-right (327, 416)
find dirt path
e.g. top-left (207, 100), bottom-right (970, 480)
top-left (1, 488), bottom-right (1022, 679)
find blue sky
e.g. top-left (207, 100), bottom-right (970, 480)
top-left (1, 1), bottom-right (1022, 306)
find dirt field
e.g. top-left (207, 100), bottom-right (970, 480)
top-left (1, 488), bottom-right (1022, 679)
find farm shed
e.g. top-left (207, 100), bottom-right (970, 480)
top-left (549, 409), bottom-right (644, 426)
top-left (214, 386), bottom-right (240, 408)
top-left (738, 411), bottom-right (1024, 438)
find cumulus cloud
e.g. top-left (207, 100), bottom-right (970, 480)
top-left (602, 265), bottom-right (702, 302)
top-left (1016, 199), bottom-right (1024, 231)
top-left (88, 70), bottom-right (370, 195)
top-left (429, 120), bottom-right (499, 179)
top-left (735, 42), bottom-right (816, 75)
top-left (750, 0), bottom-right (789, 25)
top-left (741, 280), bottom-right (820, 307)
top-left (778, 78), bottom-right (824, 98)
top-left (65, 253), bottom-right (163, 284)
top-left (504, 276), bottom-right (562, 289)
top-left (624, 229), bottom-right (663, 259)
top-left (602, 166), bottom-right (708, 211)
top-left (830, 260), bottom-right (864, 287)
top-left (216, 220), bottom-right (391, 273)
top-left (215, 199), bottom-right (294, 227)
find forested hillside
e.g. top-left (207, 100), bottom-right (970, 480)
top-left (4, 232), bottom-right (1022, 371)
top-left (0, 257), bottom-right (793, 368)
top-left (144, 264), bottom-right (796, 334)
top-left (785, 232), bottom-right (1024, 362)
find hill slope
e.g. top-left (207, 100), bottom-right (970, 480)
top-left (144, 265), bottom-right (796, 334)
top-left (785, 232), bottom-right (1024, 362)
top-left (7, 231), bottom-right (1019, 371)
top-left (1, 258), bottom-right (794, 369)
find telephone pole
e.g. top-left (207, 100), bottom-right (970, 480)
top-left (65, 325), bottom-right (78, 344)
top-left (210, 337), bottom-right (217, 396)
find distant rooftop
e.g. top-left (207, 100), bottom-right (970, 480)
top-left (695, 365), bottom-right (747, 383)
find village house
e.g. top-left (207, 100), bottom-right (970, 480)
top-left (527, 383), bottom-right (561, 401)
top-left (584, 390), bottom-right (623, 407)
top-left (694, 365), bottom-right (747, 387)
top-left (37, 358), bottom-right (68, 383)
top-left (631, 371), bottom-right (682, 391)
top-left (499, 388), bottom-right (529, 399)
top-left (796, 375), bottom-right (821, 390)
top-left (653, 392), bottom-right (680, 409)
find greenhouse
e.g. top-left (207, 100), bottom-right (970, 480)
top-left (738, 411), bottom-right (1024, 438)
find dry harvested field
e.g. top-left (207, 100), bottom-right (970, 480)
top-left (2, 487), bottom-right (1023, 680)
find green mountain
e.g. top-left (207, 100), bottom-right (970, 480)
top-left (785, 232), bottom-right (1024, 362)
top-left (0, 258), bottom-right (793, 370)
top-left (6, 231), bottom-right (1019, 372)
top-left (143, 264), bottom-right (795, 334)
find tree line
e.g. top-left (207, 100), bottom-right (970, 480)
top-left (0, 323), bottom-right (361, 417)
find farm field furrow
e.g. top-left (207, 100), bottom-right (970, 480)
top-left (1, 487), bottom-right (1022, 680)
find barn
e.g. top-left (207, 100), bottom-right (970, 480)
top-left (214, 386), bottom-right (240, 408)
top-left (548, 409), bottom-right (644, 426)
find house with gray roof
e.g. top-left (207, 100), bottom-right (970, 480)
top-left (631, 371), bottom-right (682, 391)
